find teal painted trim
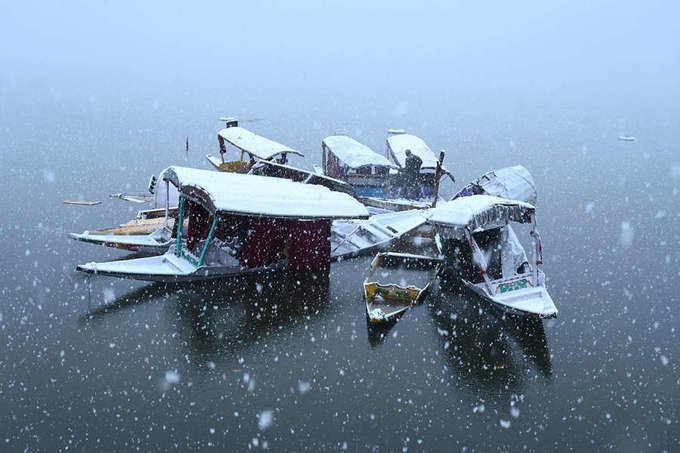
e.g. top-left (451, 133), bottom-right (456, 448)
top-left (175, 196), bottom-right (185, 256)
top-left (198, 215), bottom-right (220, 267)
top-left (181, 250), bottom-right (199, 266)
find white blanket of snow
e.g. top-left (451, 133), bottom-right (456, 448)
top-left (69, 232), bottom-right (171, 247)
top-left (476, 165), bottom-right (537, 205)
top-left (218, 127), bottom-right (304, 160)
top-left (386, 133), bottom-right (448, 172)
top-left (322, 135), bottom-right (395, 169)
top-left (78, 253), bottom-right (196, 276)
top-left (426, 195), bottom-right (535, 229)
top-left (162, 166), bottom-right (369, 219)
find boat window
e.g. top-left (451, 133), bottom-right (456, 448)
top-left (375, 167), bottom-right (388, 177)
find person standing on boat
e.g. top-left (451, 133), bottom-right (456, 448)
top-left (402, 149), bottom-right (422, 199)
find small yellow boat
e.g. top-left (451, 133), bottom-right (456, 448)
top-left (363, 252), bottom-right (442, 323)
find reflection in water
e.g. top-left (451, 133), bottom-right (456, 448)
top-left (365, 316), bottom-right (399, 347)
top-left (173, 271), bottom-right (330, 361)
top-left (428, 287), bottom-right (552, 395)
top-left (80, 282), bottom-right (173, 321)
top-left (79, 269), bottom-right (332, 368)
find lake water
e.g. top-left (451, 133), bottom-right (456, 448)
top-left (1, 72), bottom-right (679, 452)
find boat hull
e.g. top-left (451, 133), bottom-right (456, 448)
top-left (76, 253), bottom-right (284, 283)
top-left (463, 279), bottom-right (557, 319)
top-left (69, 231), bottom-right (172, 254)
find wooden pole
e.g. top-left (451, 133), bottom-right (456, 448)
top-left (432, 151), bottom-right (445, 207)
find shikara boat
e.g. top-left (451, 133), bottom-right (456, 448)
top-left (386, 129), bottom-right (455, 200)
top-left (69, 170), bottom-right (182, 253)
top-left (76, 166), bottom-right (368, 282)
top-left (321, 135), bottom-right (396, 198)
top-left (206, 118), bottom-right (304, 172)
top-left (363, 252), bottom-right (442, 323)
top-left (427, 195), bottom-right (557, 318)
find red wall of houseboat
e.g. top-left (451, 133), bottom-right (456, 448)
top-left (286, 219), bottom-right (331, 273)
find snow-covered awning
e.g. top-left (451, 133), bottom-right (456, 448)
top-left (161, 166), bottom-right (368, 219)
top-left (322, 135), bottom-right (396, 169)
top-left (218, 127), bottom-right (304, 160)
top-left (386, 133), bottom-right (449, 173)
top-left (426, 195), bottom-right (535, 239)
top-left (454, 165), bottom-right (537, 205)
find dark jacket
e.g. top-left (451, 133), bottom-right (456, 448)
top-left (404, 154), bottom-right (423, 179)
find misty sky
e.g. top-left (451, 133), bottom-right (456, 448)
top-left (2, 1), bottom-right (678, 97)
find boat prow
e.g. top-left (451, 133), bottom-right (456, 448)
top-left (464, 279), bottom-right (557, 319)
top-left (76, 254), bottom-right (198, 282)
top-left (69, 227), bottom-right (173, 254)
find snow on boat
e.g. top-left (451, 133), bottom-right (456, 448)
top-left (70, 170), bottom-right (183, 251)
top-left (76, 166), bottom-right (368, 282)
top-left (364, 252), bottom-right (442, 323)
top-left (206, 118), bottom-right (304, 172)
top-left (452, 165), bottom-right (537, 205)
top-left (386, 129), bottom-right (454, 200)
top-left (618, 136), bottom-right (636, 142)
top-left (248, 160), bottom-right (356, 196)
top-left (427, 195), bottom-right (557, 319)
top-left (321, 135), bottom-right (396, 198)
top-left (331, 209), bottom-right (429, 260)
top-left (69, 227), bottom-right (174, 254)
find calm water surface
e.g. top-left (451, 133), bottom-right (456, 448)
top-left (1, 84), bottom-right (679, 451)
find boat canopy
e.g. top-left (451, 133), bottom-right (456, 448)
top-left (386, 133), bottom-right (448, 173)
top-left (161, 166), bottom-right (368, 220)
top-left (218, 127), bottom-right (305, 160)
top-left (322, 135), bottom-right (395, 169)
top-left (454, 165), bottom-right (537, 205)
top-left (427, 195), bottom-right (535, 239)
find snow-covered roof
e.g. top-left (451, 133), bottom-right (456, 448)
top-left (322, 135), bottom-right (395, 169)
top-left (218, 127), bottom-right (304, 160)
top-left (161, 166), bottom-right (368, 219)
top-left (386, 133), bottom-right (448, 172)
top-left (427, 195), bottom-right (535, 238)
top-left (470, 165), bottom-right (537, 205)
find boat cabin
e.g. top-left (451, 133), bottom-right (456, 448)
top-left (386, 130), bottom-right (454, 199)
top-left (164, 166), bottom-right (368, 276)
top-left (321, 135), bottom-right (396, 198)
top-left (427, 195), bottom-right (557, 318)
top-left (206, 118), bottom-right (305, 173)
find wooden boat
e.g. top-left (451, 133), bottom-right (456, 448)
top-left (69, 170), bottom-right (183, 252)
top-left (386, 129), bottom-right (455, 200)
top-left (364, 252), bottom-right (442, 323)
top-left (69, 225), bottom-right (175, 254)
top-left (76, 166), bottom-right (368, 282)
top-left (427, 195), bottom-right (557, 318)
top-left (205, 118), bottom-right (304, 172)
top-left (321, 135), bottom-right (396, 198)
